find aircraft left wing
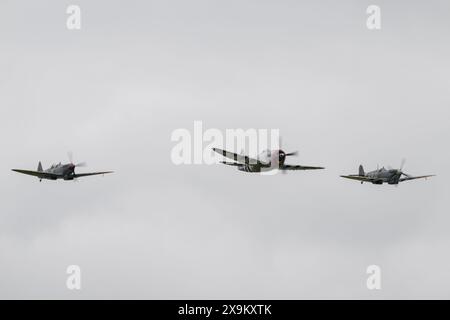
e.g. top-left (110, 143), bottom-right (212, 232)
top-left (280, 164), bottom-right (325, 170)
top-left (399, 174), bottom-right (435, 182)
top-left (11, 169), bottom-right (58, 179)
top-left (73, 171), bottom-right (114, 178)
top-left (340, 175), bottom-right (377, 182)
top-left (220, 161), bottom-right (242, 167)
top-left (212, 148), bottom-right (260, 165)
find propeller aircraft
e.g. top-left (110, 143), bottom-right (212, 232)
top-left (12, 152), bottom-right (113, 182)
top-left (340, 159), bottom-right (434, 185)
top-left (212, 147), bottom-right (325, 173)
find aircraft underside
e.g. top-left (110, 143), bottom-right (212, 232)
top-left (238, 165), bottom-right (262, 173)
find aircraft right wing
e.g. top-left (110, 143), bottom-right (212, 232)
top-left (280, 164), bottom-right (325, 170)
top-left (73, 171), bottom-right (114, 178)
top-left (12, 169), bottom-right (58, 179)
top-left (212, 148), bottom-right (260, 165)
top-left (399, 174), bottom-right (435, 182)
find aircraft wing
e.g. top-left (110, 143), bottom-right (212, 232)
top-left (73, 171), bottom-right (114, 178)
top-left (340, 175), bottom-right (377, 182)
top-left (399, 174), bottom-right (435, 182)
top-left (220, 161), bottom-right (242, 167)
top-left (11, 169), bottom-right (58, 179)
top-left (280, 164), bottom-right (325, 170)
top-left (212, 148), bottom-right (260, 165)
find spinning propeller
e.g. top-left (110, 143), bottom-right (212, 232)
top-left (390, 158), bottom-right (410, 186)
top-left (278, 137), bottom-right (298, 173)
top-left (68, 152), bottom-right (87, 181)
top-left (68, 152), bottom-right (87, 168)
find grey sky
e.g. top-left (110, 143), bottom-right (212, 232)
top-left (0, 0), bottom-right (449, 299)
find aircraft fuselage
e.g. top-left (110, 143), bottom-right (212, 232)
top-left (238, 149), bottom-right (286, 172)
top-left (42, 163), bottom-right (76, 180)
top-left (365, 167), bottom-right (402, 184)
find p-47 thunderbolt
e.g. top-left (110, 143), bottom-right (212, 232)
top-left (12, 153), bottom-right (113, 182)
top-left (212, 147), bottom-right (325, 173)
top-left (340, 160), bottom-right (434, 185)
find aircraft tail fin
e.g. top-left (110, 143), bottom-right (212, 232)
top-left (37, 162), bottom-right (43, 172)
top-left (359, 165), bottom-right (365, 176)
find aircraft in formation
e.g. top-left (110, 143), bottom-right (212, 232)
top-left (212, 148), bottom-right (435, 184)
top-left (12, 153), bottom-right (113, 182)
top-left (340, 159), bottom-right (435, 185)
top-left (11, 150), bottom-right (435, 185)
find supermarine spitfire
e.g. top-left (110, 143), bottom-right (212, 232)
top-left (212, 147), bottom-right (324, 173)
top-left (12, 153), bottom-right (113, 182)
top-left (340, 159), bottom-right (434, 185)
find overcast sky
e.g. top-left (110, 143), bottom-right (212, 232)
top-left (1, 0), bottom-right (449, 299)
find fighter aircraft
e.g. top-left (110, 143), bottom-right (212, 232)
top-left (12, 153), bottom-right (113, 182)
top-left (212, 147), bottom-right (325, 173)
top-left (340, 159), bottom-right (434, 185)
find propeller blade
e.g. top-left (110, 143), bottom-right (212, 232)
top-left (68, 151), bottom-right (74, 164)
top-left (400, 158), bottom-right (406, 171)
top-left (68, 152), bottom-right (87, 167)
top-left (285, 151), bottom-right (298, 156)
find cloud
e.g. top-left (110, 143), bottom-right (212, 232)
top-left (0, 0), bottom-right (449, 298)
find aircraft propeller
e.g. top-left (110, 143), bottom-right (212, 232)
top-left (397, 158), bottom-right (407, 176)
top-left (393, 158), bottom-right (408, 186)
top-left (68, 152), bottom-right (87, 168)
top-left (278, 136), bottom-right (298, 158)
top-left (67, 152), bottom-right (88, 182)
top-left (278, 137), bottom-right (299, 173)
top-left (387, 159), bottom-right (406, 175)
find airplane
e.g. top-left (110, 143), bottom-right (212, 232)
top-left (212, 147), bottom-right (325, 173)
top-left (12, 153), bottom-right (113, 182)
top-left (340, 159), bottom-right (434, 185)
